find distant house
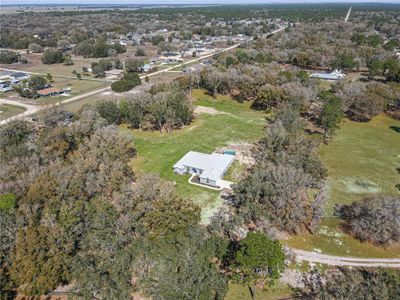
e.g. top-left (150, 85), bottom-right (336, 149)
top-left (9, 72), bottom-right (31, 83)
top-left (173, 151), bottom-right (235, 187)
top-left (0, 83), bottom-right (12, 92)
top-left (310, 69), bottom-right (345, 80)
top-left (141, 64), bottom-right (157, 73)
top-left (36, 87), bottom-right (65, 97)
top-left (0, 70), bottom-right (13, 80)
top-left (149, 57), bottom-right (160, 64)
top-left (159, 52), bottom-right (183, 62)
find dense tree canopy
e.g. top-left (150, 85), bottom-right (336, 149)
top-left (336, 195), bottom-right (400, 245)
top-left (298, 268), bottom-right (400, 300)
top-left (230, 232), bottom-right (285, 300)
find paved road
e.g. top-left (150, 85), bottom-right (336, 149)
top-left (291, 248), bottom-right (400, 268)
top-left (142, 27), bottom-right (286, 79)
top-left (0, 86), bottom-right (110, 125)
top-left (0, 66), bottom-right (115, 82)
top-left (0, 27), bottom-right (287, 126)
top-left (0, 98), bottom-right (41, 125)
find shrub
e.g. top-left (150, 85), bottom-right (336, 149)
top-left (298, 268), bottom-right (400, 300)
top-left (0, 50), bottom-right (22, 64)
top-left (111, 72), bottom-right (141, 93)
top-left (135, 48), bottom-right (146, 56)
top-left (41, 48), bottom-right (64, 64)
top-left (335, 195), bottom-right (400, 245)
top-left (95, 101), bottom-right (121, 124)
top-left (28, 43), bottom-right (43, 53)
top-left (348, 91), bottom-right (385, 121)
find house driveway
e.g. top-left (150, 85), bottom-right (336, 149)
top-left (217, 179), bottom-right (234, 190)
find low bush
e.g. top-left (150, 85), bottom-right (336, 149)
top-left (111, 72), bottom-right (141, 93)
top-left (335, 195), bottom-right (400, 245)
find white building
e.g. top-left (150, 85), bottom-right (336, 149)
top-left (173, 151), bottom-right (235, 187)
top-left (310, 69), bottom-right (346, 80)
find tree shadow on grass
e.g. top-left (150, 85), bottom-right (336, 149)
top-left (389, 126), bottom-right (400, 133)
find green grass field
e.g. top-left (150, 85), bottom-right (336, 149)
top-left (284, 114), bottom-right (400, 257)
top-left (35, 77), bottom-right (107, 105)
top-left (122, 89), bottom-right (266, 221)
top-left (225, 282), bottom-right (293, 300)
top-left (0, 103), bottom-right (26, 121)
top-left (120, 88), bottom-right (400, 257)
top-left (321, 115), bottom-right (400, 213)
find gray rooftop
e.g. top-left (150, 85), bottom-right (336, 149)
top-left (174, 151), bottom-right (235, 181)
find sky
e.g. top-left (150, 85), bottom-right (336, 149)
top-left (1, 0), bottom-right (399, 4)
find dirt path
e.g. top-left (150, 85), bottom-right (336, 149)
top-left (0, 86), bottom-right (110, 125)
top-left (291, 248), bottom-right (400, 268)
top-left (0, 66), bottom-right (115, 82)
top-left (0, 98), bottom-right (41, 125)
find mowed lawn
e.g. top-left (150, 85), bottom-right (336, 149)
top-left (121, 89), bottom-right (266, 221)
top-left (321, 114), bottom-right (400, 214)
top-left (35, 78), bottom-right (107, 105)
top-left (225, 282), bottom-right (293, 300)
top-left (0, 103), bottom-right (26, 121)
top-left (285, 114), bottom-right (400, 258)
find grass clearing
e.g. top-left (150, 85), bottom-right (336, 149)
top-left (59, 94), bottom-right (107, 113)
top-left (35, 78), bottom-right (107, 105)
top-left (122, 89), bottom-right (266, 221)
top-left (0, 103), bottom-right (26, 121)
top-left (284, 114), bottom-right (400, 257)
top-left (320, 114), bottom-right (400, 214)
top-left (225, 282), bottom-right (293, 300)
top-left (224, 160), bottom-right (247, 182)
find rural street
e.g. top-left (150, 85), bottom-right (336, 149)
top-left (0, 66), bottom-right (115, 82)
top-left (0, 86), bottom-right (110, 125)
top-left (0, 98), bottom-right (41, 125)
top-left (143, 27), bottom-right (287, 78)
top-left (291, 248), bottom-right (400, 268)
top-left (0, 27), bottom-right (287, 125)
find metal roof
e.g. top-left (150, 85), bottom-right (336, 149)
top-left (174, 151), bottom-right (235, 181)
top-left (37, 87), bottom-right (63, 95)
top-left (310, 69), bottom-right (345, 80)
top-left (10, 72), bottom-right (30, 79)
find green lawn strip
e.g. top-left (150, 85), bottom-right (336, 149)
top-left (284, 114), bottom-right (400, 257)
top-left (284, 219), bottom-right (400, 258)
top-left (320, 114), bottom-right (400, 215)
top-left (225, 282), bottom-right (293, 300)
top-left (224, 160), bottom-right (247, 182)
top-left (122, 90), bottom-right (265, 221)
top-left (59, 94), bottom-right (106, 113)
top-left (0, 103), bottom-right (26, 121)
top-left (35, 78), bottom-right (107, 105)
top-left (23, 60), bottom-right (96, 77)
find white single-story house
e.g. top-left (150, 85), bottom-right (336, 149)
top-left (0, 83), bottom-right (12, 92)
top-left (310, 69), bottom-right (345, 80)
top-left (173, 151), bottom-right (235, 187)
top-left (0, 70), bottom-right (13, 80)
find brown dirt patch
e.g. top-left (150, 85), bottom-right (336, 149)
top-left (193, 105), bottom-right (226, 116)
top-left (216, 142), bottom-right (255, 165)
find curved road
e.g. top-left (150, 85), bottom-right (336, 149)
top-left (0, 86), bottom-right (111, 125)
top-left (0, 98), bottom-right (41, 125)
top-left (291, 248), bottom-right (400, 268)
